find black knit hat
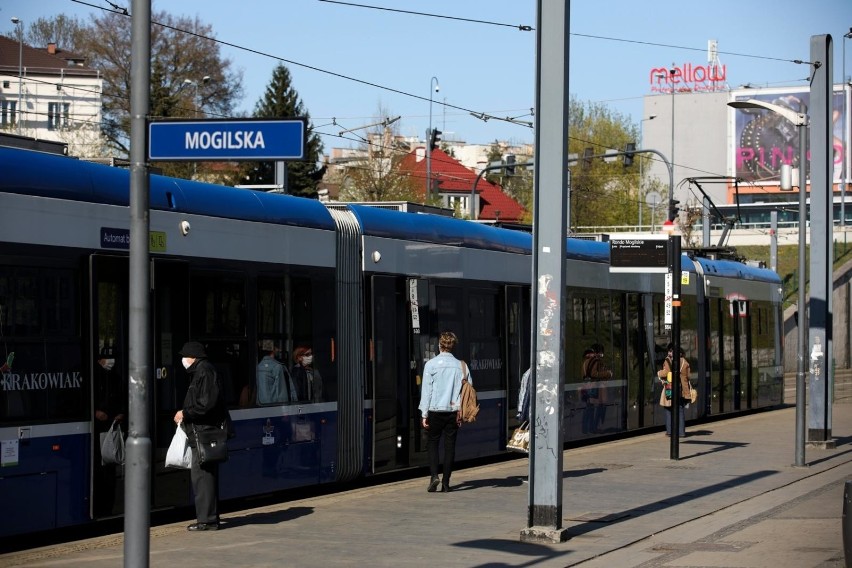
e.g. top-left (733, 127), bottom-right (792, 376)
top-left (179, 341), bottom-right (207, 358)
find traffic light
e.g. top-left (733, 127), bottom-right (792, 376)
top-left (429, 128), bottom-right (442, 150)
top-left (669, 199), bottom-right (681, 221)
top-left (505, 154), bottom-right (516, 176)
top-left (623, 142), bottom-right (636, 167)
top-left (582, 147), bottom-right (594, 168)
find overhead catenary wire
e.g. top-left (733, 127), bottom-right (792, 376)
top-left (67, 0), bottom-right (816, 138)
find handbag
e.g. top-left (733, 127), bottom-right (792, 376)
top-left (165, 423), bottom-right (192, 469)
top-left (659, 387), bottom-right (672, 408)
top-left (100, 419), bottom-right (125, 465)
top-left (506, 421), bottom-right (530, 453)
top-left (689, 382), bottom-right (698, 404)
top-left (193, 424), bottom-right (229, 464)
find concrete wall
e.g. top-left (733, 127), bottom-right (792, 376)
top-left (784, 257), bottom-right (852, 373)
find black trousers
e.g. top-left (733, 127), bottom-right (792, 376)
top-left (190, 440), bottom-right (220, 524)
top-left (427, 411), bottom-right (459, 484)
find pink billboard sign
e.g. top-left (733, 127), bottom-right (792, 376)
top-left (730, 87), bottom-right (848, 185)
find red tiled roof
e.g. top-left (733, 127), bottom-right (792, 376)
top-left (0, 35), bottom-right (97, 77)
top-left (399, 147), bottom-right (525, 221)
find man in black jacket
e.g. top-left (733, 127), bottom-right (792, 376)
top-left (174, 341), bottom-right (226, 531)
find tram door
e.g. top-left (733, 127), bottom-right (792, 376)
top-left (89, 254), bottom-right (129, 519)
top-left (151, 260), bottom-right (191, 509)
top-left (370, 275), bottom-right (414, 473)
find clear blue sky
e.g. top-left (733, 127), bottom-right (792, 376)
top-left (3, 0), bottom-right (851, 155)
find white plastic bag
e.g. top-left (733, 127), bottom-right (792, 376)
top-left (165, 423), bottom-right (192, 469)
top-left (100, 420), bottom-right (125, 465)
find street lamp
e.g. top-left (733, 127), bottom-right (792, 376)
top-left (639, 115), bottom-right (657, 228)
top-left (728, 98), bottom-right (808, 467)
top-left (183, 75), bottom-right (210, 118)
top-left (426, 76), bottom-right (439, 202)
top-left (183, 76), bottom-right (211, 178)
top-left (11, 17), bottom-right (22, 135)
top-left (669, 65), bottom-right (677, 220)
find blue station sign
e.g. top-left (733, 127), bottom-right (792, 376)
top-left (148, 118), bottom-right (306, 161)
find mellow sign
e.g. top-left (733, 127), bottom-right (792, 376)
top-left (148, 119), bottom-right (306, 161)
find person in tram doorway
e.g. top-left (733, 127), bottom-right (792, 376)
top-left (419, 331), bottom-right (471, 493)
top-left (93, 345), bottom-right (125, 516)
top-left (580, 344), bottom-right (611, 434)
top-left (658, 343), bottom-right (691, 437)
top-left (292, 345), bottom-right (323, 403)
top-left (256, 339), bottom-right (296, 404)
top-left (174, 341), bottom-right (227, 531)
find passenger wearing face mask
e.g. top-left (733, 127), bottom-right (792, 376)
top-left (292, 345), bottom-right (323, 403)
top-left (174, 341), bottom-right (227, 531)
top-left (93, 345), bottom-right (125, 516)
top-left (256, 339), bottom-right (297, 404)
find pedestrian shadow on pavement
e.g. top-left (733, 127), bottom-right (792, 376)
top-left (452, 475), bottom-right (528, 491)
top-left (677, 439), bottom-right (749, 460)
top-left (222, 506), bottom-right (313, 528)
top-left (453, 467), bottom-right (608, 492)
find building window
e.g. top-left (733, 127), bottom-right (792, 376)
top-left (48, 102), bottom-right (70, 130)
top-left (0, 100), bottom-right (17, 127)
top-left (447, 195), bottom-right (468, 212)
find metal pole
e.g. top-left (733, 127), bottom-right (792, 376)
top-left (521, 0), bottom-right (569, 544)
top-left (670, 235), bottom-right (682, 460)
top-left (843, 30), bottom-right (852, 228)
top-left (669, 65), bottom-right (675, 217)
top-left (795, 116), bottom-right (807, 467)
top-left (126, 1), bottom-right (152, 565)
top-left (470, 162), bottom-right (526, 220)
top-left (427, 76), bottom-right (438, 202)
top-left (11, 18), bottom-right (23, 135)
top-left (770, 210), bottom-right (778, 273)
top-left (639, 116), bottom-right (656, 229)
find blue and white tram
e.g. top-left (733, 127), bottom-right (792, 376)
top-left (0, 146), bottom-right (784, 539)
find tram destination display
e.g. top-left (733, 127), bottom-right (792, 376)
top-left (609, 237), bottom-right (669, 273)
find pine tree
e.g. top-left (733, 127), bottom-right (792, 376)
top-left (243, 64), bottom-right (325, 198)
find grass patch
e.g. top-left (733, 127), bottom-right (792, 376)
top-left (734, 239), bottom-right (852, 310)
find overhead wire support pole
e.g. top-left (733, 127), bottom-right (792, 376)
top-left (522, 0), bottom-right (569, 545)
top-left (126, 0), bottom-right (153, 565)
top-left (728, 97), bottom-right (808, 467)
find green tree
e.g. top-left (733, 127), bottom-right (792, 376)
top-left (72, 10), bottom-right (243, 156)
top-left (25, 14), bottom-right (84, 51)
top-left (241, 64), bottom-right (325, 198)
top-left (484, 142), bottom-right (503, 186)
top-left (568, 96), bottom-right (639, 230)
top-left (336, 104), bottom-right (422, 202)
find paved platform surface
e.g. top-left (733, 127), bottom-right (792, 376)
top-left (3, 399), bottom-right (851, 568)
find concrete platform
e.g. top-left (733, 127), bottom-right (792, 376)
top-left (2, 402), bottom-right (850, 568)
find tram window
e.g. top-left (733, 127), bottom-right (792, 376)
top-left (434, 286), bottom-right (464, 336)
top-left (468, 290), bottom-right (501, 391)
top-left (190, 273), bottom-right (246, 336)
top-left (0, 267), bottom-right (85, 425)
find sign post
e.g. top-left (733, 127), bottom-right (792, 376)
top-left (609, 234), bottom-right (682, 459)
